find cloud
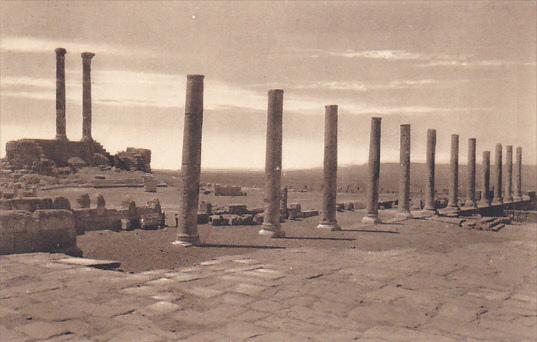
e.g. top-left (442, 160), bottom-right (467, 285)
top-left (0, 36), bottom-right (157, 58)
top-left (298, 48), bottom-right (535, 68)
top-left (417, 59), bottom-right (537, 68)
top-left (0, 69), bottom-right (491, 116)
top-left (279, 79), bottom-right (472, 92)
top-left (328, 49), bottom-right (424, 60)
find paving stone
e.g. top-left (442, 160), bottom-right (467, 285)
top-left (168, 273), bottom-right (202, 282)
top-left (231, 283), bottom-right (268, 296)
top-left (0, 325), bottom-right (30, 342)
top-left (181, 331), bottom-right (227, 341)
top-left (145, 277), bottom-right (175, 287)
top-left (182, 286), bottom-right (223, 299)
top-left (138, 301), bottom-right (182, 316)
top-left (220, 292), bottom-right (255, 305)
top-left (361, 325), bottom-right (457, 342)
top-left (14, 321), bottom-right (70, 340)
top-left (215, 321), bottom-right (269, 340)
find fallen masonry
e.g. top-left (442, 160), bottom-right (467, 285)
top-left (0, 194), bottom-right (165, 255)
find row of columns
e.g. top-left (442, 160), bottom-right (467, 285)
top-left (54, 48), bottom-right (94, 142)
top-left (174, 75), bottom-right (526, 245)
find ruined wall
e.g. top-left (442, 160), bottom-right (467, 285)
top-left (5, 139), bottom-right (150, 173)
top-left (0, 209), bottom-right (79, 255)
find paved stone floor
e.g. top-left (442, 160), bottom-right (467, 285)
top-left (1, 222), bottom-right (536, 341)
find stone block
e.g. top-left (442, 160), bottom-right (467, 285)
top-left (226, 204), bottom-right (248, 215)
top-left (11, 197), bottom-right (53, 212)
top-left (53, 196), bottom-right (71, 210)
top-left (0, 199), bottom-right (13, 210)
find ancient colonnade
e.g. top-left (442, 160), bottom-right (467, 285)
top-left (173, 75), bottom-right (526, 246)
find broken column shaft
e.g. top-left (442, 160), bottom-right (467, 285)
top-left (504, 145), bottom-right (513, 202)
top-left (81, 52), bottom-right (95, 142)
top-left (514, 147), bottom-right (523, 201)
top-left (479, 151), bottom-right (491, 206)
top-left (174, 75), bottom-right (204, 246)
top-left (398, 124), bottom-right (411, 217)
top-left (424, 129), bottom-right (437, 211)
top-left (259, 89), bottom-right (285, 238)
top-left (362, 117), bottom-right (381, 224)
top-left (492, 144), bottom-right (503, 205)
top-left (317, 105), bottom-right (341, 230)
top-left (448, 134), bottom-right (459, 208)
top-left (464, 138), bottom-right (477, 208)
top-left (55, 48), bottom-right (67, 141)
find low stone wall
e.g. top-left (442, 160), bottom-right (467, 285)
top-left (72, 208), bottom-right (123, 234)
top-left (0, 209), bottom-right (80, 255)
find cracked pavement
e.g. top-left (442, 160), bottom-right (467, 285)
top-left (1, 221), bottom-right (536, 341)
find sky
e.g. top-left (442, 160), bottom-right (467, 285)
top-left (0, 1), bottom-right (535, 170)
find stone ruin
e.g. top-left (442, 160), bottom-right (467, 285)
top-left (0, 193), bottom-right (165, 256)
top-left (2, 48), bottom-right (151, 176)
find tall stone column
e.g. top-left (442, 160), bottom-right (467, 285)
top-left (464, 138), bottom-right (477, 208)
top-left (424, 129), bottom-right (437, 211)
top-left (504, 145), bottom-right (513, 202)
top-left (174, 75), bottom-right (204, 247)
top-left (55, 48), bottom-right (67, 141)
top-left (81, 52), bottom-right (95, 142)
top-left (317, 105), bottom-right (341, 230)
top-left (492, 143), bottom-right (503, 205)
top-left (447, 134), bottom-right (459, 209)
top-left (398, 124), bottom-right (411, 217)
top-left (362, 117), bottom-right (381, 224)
top-left (479, 151), bottom-right (491, 207)
top-left (259, 89), bottom-right (285, 238)
top-left (514, 147), bottom-right (523, 201)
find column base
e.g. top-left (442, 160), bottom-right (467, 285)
top-left (513, 196), bottom-right (523, 202)
top-left (463, 200), bottom-right (477, 208)
top-left (55, 134), bottom-right (68, 141)
top-left (81, 136), bottom-right (93, 143)
top-left (361, 215), bottom-right (380, 224)
top-left (258, 224), bottom-right (285, 238)
top-left (477, 200), bottom-right (490, 208)
top-left (172, 234), bottom-right (200, 247)
top-left (316, 221), bottom-right (341, 231)
top-left (491, 198), bottom-right (503, 205)
top-left (504, 197), bottom-right (513, 203)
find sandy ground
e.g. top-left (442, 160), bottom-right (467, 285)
top-left (76, 208), bottom-right (519, 273)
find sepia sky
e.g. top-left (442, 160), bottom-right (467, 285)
top-left (0, 1), bottom-right (535, 170)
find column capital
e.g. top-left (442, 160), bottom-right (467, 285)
top-left (55, 47), bottom-right (67, 56)
top-left (81, 52), bottom-right (95, 60)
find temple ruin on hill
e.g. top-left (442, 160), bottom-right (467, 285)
top-left (4, 48), bottom-right (151, 174)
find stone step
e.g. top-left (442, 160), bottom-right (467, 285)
top-left (55, 257), bottom-right (121, 270)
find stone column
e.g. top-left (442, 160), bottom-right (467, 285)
top-left (362, 117), bottom-right (381, 224)
top-left (504, 145), bottom-right (513, 202)
top-left (81, 52), bottom-right (95, 142)
top-left (492, 143), bottom-right (503, 205)
top-left (424, 129), bottom-right (437, 211)
top-left (464, 138), bottom-right (477, 208)
top-left (317, 105), bottom-right (341, 230)
top-left (479, 151), bottom-right (491, 207)
top-left (259, 89), bottom-right (285, 238)
top-left (174, 75), bottom-right (204, 246)
top-left (447, 134), bottom-right (459, 209)
top-left (55, 48), bottom-right (67, 141)
top-left (514, 147), bottom-right (523, 201)
top-left (397, 124), bottom-right (411, 217)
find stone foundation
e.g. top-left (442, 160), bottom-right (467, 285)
top-left (0, 209), bottom-right (79, 255)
